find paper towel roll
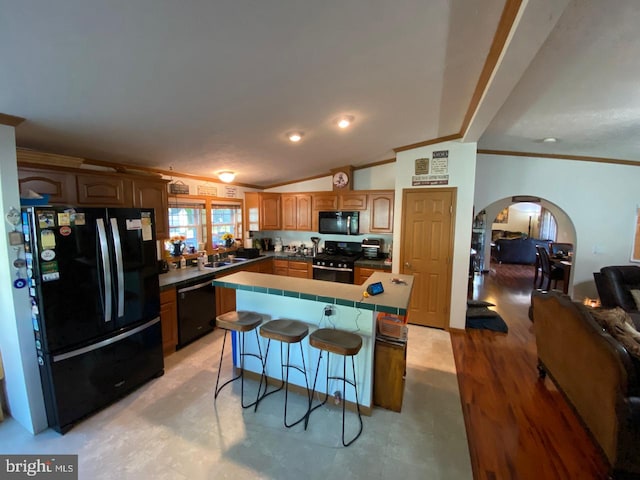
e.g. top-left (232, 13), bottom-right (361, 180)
top-left (244, 239), bottom-right (253, 249)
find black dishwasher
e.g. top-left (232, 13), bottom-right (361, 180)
top-left (177, 277), bottom-right (216, 348)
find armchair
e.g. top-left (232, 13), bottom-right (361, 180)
top-left (595, 266), bottom-right (640, 315)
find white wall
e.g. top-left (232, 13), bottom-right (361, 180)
top-left (475, 153), bottom-right (640, 300)
top-left (0, 126), bottom-right (48, 433)
top-left (394, 141), bottom-right (477, 330)
top-left (266, 162), bottom-right (396, 193)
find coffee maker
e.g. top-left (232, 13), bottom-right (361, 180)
top-left (361, 238), bottom-right (383, 259)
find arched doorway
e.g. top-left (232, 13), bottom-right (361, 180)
top-left (471, 196), bottom-right (577, 297)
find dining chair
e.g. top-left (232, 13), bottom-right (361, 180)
top-left (536, 245), bottom-right (564, 291)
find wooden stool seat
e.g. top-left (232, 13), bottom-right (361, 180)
top-left (309, 328), bottom-right (362, 356)
top-left (214, 310), bottom-right (264, 408)
top-left (216, 310), bottom-right (262, 332)
top-left (260, 319), bottom-right (309, 343)
top-left (255, 318), bottom-right (311, 428)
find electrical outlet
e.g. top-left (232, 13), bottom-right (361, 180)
top-left (324, 305), bottom-right (334, 316)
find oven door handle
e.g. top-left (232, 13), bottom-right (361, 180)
top-left (312, 264), bottom-right (353, 272)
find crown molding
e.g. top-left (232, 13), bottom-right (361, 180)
top-left (477, 149), bottom-right (640, 167)
top-left (0, 113), bottom-right (26, 127)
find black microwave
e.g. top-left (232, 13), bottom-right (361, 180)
top-left (318, 211), bottom-right (359, 235)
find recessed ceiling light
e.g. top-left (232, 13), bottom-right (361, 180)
top-left (337, 115), bottom-right (355, 129)
top-left (217, 171), bottom-right (235, 183)
top-left (287, 131), bottom-right (304, 142)
top-left (542, 137), bottom-right (557, 143)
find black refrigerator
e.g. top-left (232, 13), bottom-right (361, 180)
top-left (22, 206), bottom-right (164, 433)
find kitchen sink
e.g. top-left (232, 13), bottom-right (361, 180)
top-left (205, 261), bottom-right (230, 267)
top-left (205, 258), bottom-right (248, 268)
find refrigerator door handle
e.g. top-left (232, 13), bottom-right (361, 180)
top-left (110, 218), bottom-right (125, 318)
top-left (97, 219), bottom-right (112, 323)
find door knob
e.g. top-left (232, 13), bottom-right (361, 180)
top-left (404, 262), bottom-right (411, 268)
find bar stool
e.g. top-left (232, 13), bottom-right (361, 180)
top-left (214, 310), bottom-right (264, 408)
top-left (306, 328), bottom-right (363, 447)
top-left (255, 319), bottom-right (311, 428)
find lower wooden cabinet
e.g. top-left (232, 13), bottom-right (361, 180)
top-left (160, 288), bottom-right (178, 356)
top-left (373, 339), bottom-right (407, 412)
top-left (287, 260), bottom-right (311, 278)
top-left (355, 266), bottom-right (387, 285)
top-left (274, 259), bottom-right (311, 278)
top-left (215, 270), bottom-right (238, 317)
top-left (274, 259), bottom-right (289, 276)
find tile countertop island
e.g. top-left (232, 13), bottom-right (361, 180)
top-left (213, 271), bottom-right (414, 413)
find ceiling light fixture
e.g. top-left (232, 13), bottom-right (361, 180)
top-left (217, 171), bottom-right (236, 183)
top-left (288, 131), bottom-right (304, 142)
top-left (337, 115), bottom-right (354, 129)
top-left (542, 137), bottom-right (557, 143)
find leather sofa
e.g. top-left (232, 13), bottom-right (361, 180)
top-left (596, 266), bottom-right (640, 316)
top-left (493, 237), bottom-right (549, 265)
top-left (532, 290), bottom-right (640, 478)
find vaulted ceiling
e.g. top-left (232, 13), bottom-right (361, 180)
top-left (1, 0), bottom-right (637, 188)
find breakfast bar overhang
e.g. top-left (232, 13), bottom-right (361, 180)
top-left (212, 271), bottom-right (414, 412)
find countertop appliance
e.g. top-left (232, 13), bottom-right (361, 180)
top-left (318, 211), bottom-right (359, 235)
top-left (22, 206), bottom-right (164, 433)
top-left (312, 240), bottom-right (362, 284)
top-left (177, 276), bottom-right (216, 348)
top-left (362, 238), bottom-right (384, 259)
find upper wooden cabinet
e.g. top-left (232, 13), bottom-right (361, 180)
top-left (17, 163), bottom-right (170, 239)
top-left (312, 193), bottom-right (338, 211)
top-left (76, 173), bottom-right (133, 206)
top-left (132, 178), bottom-right (170, 238)
top-left (18, 166), bottom-right (77, 205)
top-left (369, 191), bottom-right (394, 233)
top-left (246, 192), bottom-right (281, 231)
top-left (339, 193), bottom-right (367, 211)
top-left (282, 193), bottom-right (312, 231)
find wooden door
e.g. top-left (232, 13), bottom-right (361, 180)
top-left (401, 188), bottom-right (455, 329)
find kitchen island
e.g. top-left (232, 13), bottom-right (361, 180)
top-left (212, 271), bottom-right (413, 413)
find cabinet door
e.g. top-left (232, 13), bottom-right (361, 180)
top-left (77, 174), bottom-right (133, 206)
top-left (369, 192), bottom-right (394, 233)
top-left (215, 271), bottom-right (237, 317)
top-left (282, 194), bottom-right (312, 231)
top-left (312, 194), bottom-right (338, 211)
top-left (132, 178), bottom-right (169, 238)
top-left (355, 266), bottom-right (381, 285)
top-left (339, 193), bottom-right (367, 210)
top-left (259, 258), bottom-right (274, 274)
top-left (288, 261), bottom-right (310, 278)
top-left (260, 194), bottom-right (281, 230)
top-left (281, 194), bottom-right (297, 230)
top-left (296, 194), bottom-right (312, 230)
top-left (160, 288), bottom-right (178, 356)
top-left (18, 167), bottom-right (77, 204)
top-left (274, 259), bottom-right (289, 276)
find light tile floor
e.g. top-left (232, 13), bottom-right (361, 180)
top-left (0, 325), bottom-right (471, 480)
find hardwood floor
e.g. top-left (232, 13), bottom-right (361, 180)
top-left (452, 263), bottom-right (610, 480)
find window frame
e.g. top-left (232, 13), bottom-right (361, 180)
top-left (168, 194), bottom-right (244, 253)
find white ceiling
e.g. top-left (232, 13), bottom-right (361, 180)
top-left (1, 0), bottom-right (637, 188)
